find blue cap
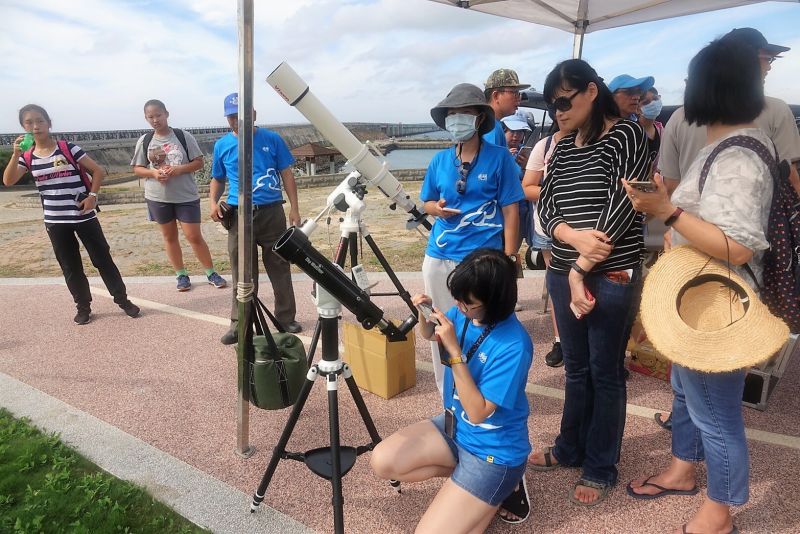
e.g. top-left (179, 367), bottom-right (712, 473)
top-left (500, 111), bottom-right (532, 132)
top-left (223, 92), bottom-right (238, 116)
top-left (608, 74), bottom-right (655, 93)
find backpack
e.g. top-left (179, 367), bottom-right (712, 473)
top-left (142, 128), bottom-right (190, 162)
top-left (22, 139), bottom-right (92, 191)
top-left (699, 135), bottom-right (799, 332)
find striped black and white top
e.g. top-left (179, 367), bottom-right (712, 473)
top-left (18, 142), bottom-right (95, 224)
top-left (539, 120), bottom-right (650, 273)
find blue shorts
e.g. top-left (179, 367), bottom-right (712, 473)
top-left (431, 414), bottom-right (525, 506)
top-left (146, 198), bottom-right (201, 224)
top-left (530, 230), bottom-right (552, 250)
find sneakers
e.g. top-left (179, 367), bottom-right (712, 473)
top-left (285, 321), bottom-right (303, 334)
top-left (74, 308), bottom-right (91, 325)
top-left (176, 274), bottom-right (192, 292)
top-left (120, 300), bottom-right (140, 318)
top-left (221, 329), bottom-right (238, 345)
top-left (207, 272), bottom-right (227, 288)
top-left (544, 341), bottom-right (564, 368)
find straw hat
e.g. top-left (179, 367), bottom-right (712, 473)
top-left (640, 245), bottom-right (789, 372)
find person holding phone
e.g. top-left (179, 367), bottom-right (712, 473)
top-left (371, 249), bottom-right (533, 531)
top-left (420, 84), bottom-right (524, 397)
top-left (131, 99), bottom-right (227, 292)
top-left (530, 59), bottom-right (649, 506)
top-left (3, 104), bottom-right (140, 325)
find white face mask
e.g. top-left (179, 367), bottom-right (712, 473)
top-left (640, 99), bottom-right (663, 120)
top-left (445, 113), bottom-right (478, 141)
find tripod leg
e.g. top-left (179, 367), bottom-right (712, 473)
top-left (342, 366), bottom-right (402, 494)
top-left (327, 372), bottom-right (345, 534)
top-left (251, 366), bottom-right (319, 512)
top-left (306, 320), bottom-right (322, 368)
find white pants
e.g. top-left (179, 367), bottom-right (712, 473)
top-left (422, 255), bottom-right (458, 398)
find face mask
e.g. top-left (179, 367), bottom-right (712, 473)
top-left (445, 113), bottom-right (478, 141)
top-left (640, 99), bottom-right (663, 120)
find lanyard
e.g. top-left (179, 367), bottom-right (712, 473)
top-left (451, 317), bottom-right (496, 399)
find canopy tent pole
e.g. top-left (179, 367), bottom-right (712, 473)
top-left (572, 0), bottom-right (589, 58)
top-left (235, 0), bottom-right (256, 458)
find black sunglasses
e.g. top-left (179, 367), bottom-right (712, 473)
top-left (552, 90), bottom-right (583, 112)
top-left (456, 161), bottom-right (471, 194)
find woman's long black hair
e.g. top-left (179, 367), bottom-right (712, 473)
top-left (543, 59), bottom-right (619, 144)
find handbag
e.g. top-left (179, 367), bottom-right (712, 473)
top-left (218, 200), bottom-right (235, 230)
top-left (247, 296), bottom-right (308, 410)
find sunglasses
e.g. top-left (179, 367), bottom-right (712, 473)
top-left (456, 161), bottom-right (471, 194)
top-left (759, 54), bottom-right (778, 65)
top-left (551, 90), bottom-right (583, 112)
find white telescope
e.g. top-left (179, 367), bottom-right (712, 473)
top-left (266, 62), bottom-right (431, 230)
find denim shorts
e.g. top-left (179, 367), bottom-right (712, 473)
top-left (530, 230), bottom-right (552, 250)
top-left (431, 414), bottom-right (526, 506)
top-left (146, 198), bottom-right (201, 224)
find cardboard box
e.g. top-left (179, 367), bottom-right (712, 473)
top-left (342, 321), bottom-right (416, 399)
top-left (628, 339), bottom-right (672, 381)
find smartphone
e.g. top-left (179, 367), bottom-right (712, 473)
top-left (74, 192), bottom-right (88, 203)
top-left (417, 302), bottom-right (439, 325)
top-left (628, 181), bottom-right (657, 193)
top-left (441, 207), bottom-right (462, 214)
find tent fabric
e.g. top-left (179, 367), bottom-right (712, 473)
top-left (430, 1), bottom-right (792, 34)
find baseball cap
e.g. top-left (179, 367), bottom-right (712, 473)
top-left (500, 111), bottom-right (532, 132)
top-left (223, 92), bottom-right (238, 116)
top-left (485, 69), bottom-right (531, 90)
top-left (721, 27), bottom-right (790, 56)
top-left (608, 74), bottom-right (655, 93)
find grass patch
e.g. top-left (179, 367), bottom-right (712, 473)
top-left (0, 409), bottom-right (208, 534)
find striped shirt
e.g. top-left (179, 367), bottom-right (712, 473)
top-left (539, 120), bottom-right (649, 273)
top-left (19, 142), bottom-right (95, 224)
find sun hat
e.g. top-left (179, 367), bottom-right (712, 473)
top-left (430, 83), bottom-right (495, 136)
top-left (223, 92), bottom-right (239, 116)
top-left (640, 246), bottom-right (789, 372)
top-left (501, 111), bottom-right (532, 132)
top-left (485, 68), bottom-right (531, 91)
top-left (608, 74), bottom-right (655, 93)
top-left (722, 27), bottom-right (790, 56)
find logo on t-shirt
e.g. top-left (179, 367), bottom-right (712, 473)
top-left (262, 146), bottom-right (270, 153)
top-left (53, 156), bottom-right (68, 167)
top-left (435, 200), bottom-right (502, 248)
top-left (254, 168), bottom-right (282, 193)
top-left (478, 352), bottom-right (487, 364)
top-left (478, 173), bottom-right (488, 181)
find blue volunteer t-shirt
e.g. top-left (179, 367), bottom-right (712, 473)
top-left (442, 307), bottom-right (533, 466)
top-left (211, 128), bottom-right (295, 206)
top-left (482, 119), bottom-right (507, 147)
top-left (420, 142), bottom-right (524, 261)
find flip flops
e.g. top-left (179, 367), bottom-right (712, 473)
top-left (498, 475), bottom-right (530, 524)
top-left (569, 478), bottom-right (609, 506)
top-left (654, 412), bottom-right (673, 431)
top-left (682, 524), bottom-right (739, 534)
top-left (626, 475), bottom-right (700, 500)
top-left (529, 446), bottom-right (562, 471)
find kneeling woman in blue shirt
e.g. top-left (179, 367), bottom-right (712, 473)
top-left (371, 248), bottom-right (533, 533)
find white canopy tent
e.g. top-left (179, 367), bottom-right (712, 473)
top-left (430, 0), bottom-right (796, 57)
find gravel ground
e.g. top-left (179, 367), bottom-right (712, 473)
top-left (0, 180), bottom-right (429, 278)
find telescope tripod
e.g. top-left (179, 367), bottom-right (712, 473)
top-left (250, 211), bottom-right (410, 534)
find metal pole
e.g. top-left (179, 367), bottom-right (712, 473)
top-left (572, 0), bottom-right (589, 59)
top-left (235, 0), bottom-right (255, 458)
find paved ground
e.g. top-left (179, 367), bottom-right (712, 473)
top-left (1, 271), bottom-right (798, 533)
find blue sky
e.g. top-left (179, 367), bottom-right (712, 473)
top-left (1, 0), bottom-right (798, 132)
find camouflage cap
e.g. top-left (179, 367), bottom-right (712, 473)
top-left (485, 68), bottom-right (531, 90)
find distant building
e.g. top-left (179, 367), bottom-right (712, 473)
top-left (290, 143), bottom-right (342, 175)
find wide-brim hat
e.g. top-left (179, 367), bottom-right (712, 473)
top-left (640, 245), bottom-right (788, 372)
top-left (430, 83), bottom-right (495, 136)
top-left (608, 74), bottom-right (655, 93)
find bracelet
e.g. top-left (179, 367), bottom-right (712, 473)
top-left (571, 262), bottom-right (589, 277)
top-left (664, 207), bottom-right (684, 227)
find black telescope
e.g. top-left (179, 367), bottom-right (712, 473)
top-left (273, 227), bottom-right (416, 341)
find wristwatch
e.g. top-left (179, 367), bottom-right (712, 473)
top-left (88, 192), bottom-right (98, 198)
top-left (447, 354), bottom-right (467, 366)
top-left (507, 253), bottom-right (519, 262)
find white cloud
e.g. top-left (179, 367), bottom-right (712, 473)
top-left (0, 0), bottom-right (798, 132)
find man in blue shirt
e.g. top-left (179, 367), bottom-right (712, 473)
top-left (482, 69), bottom-right (530, 148)
top-left (210, 93), bottom-right (302, 344)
